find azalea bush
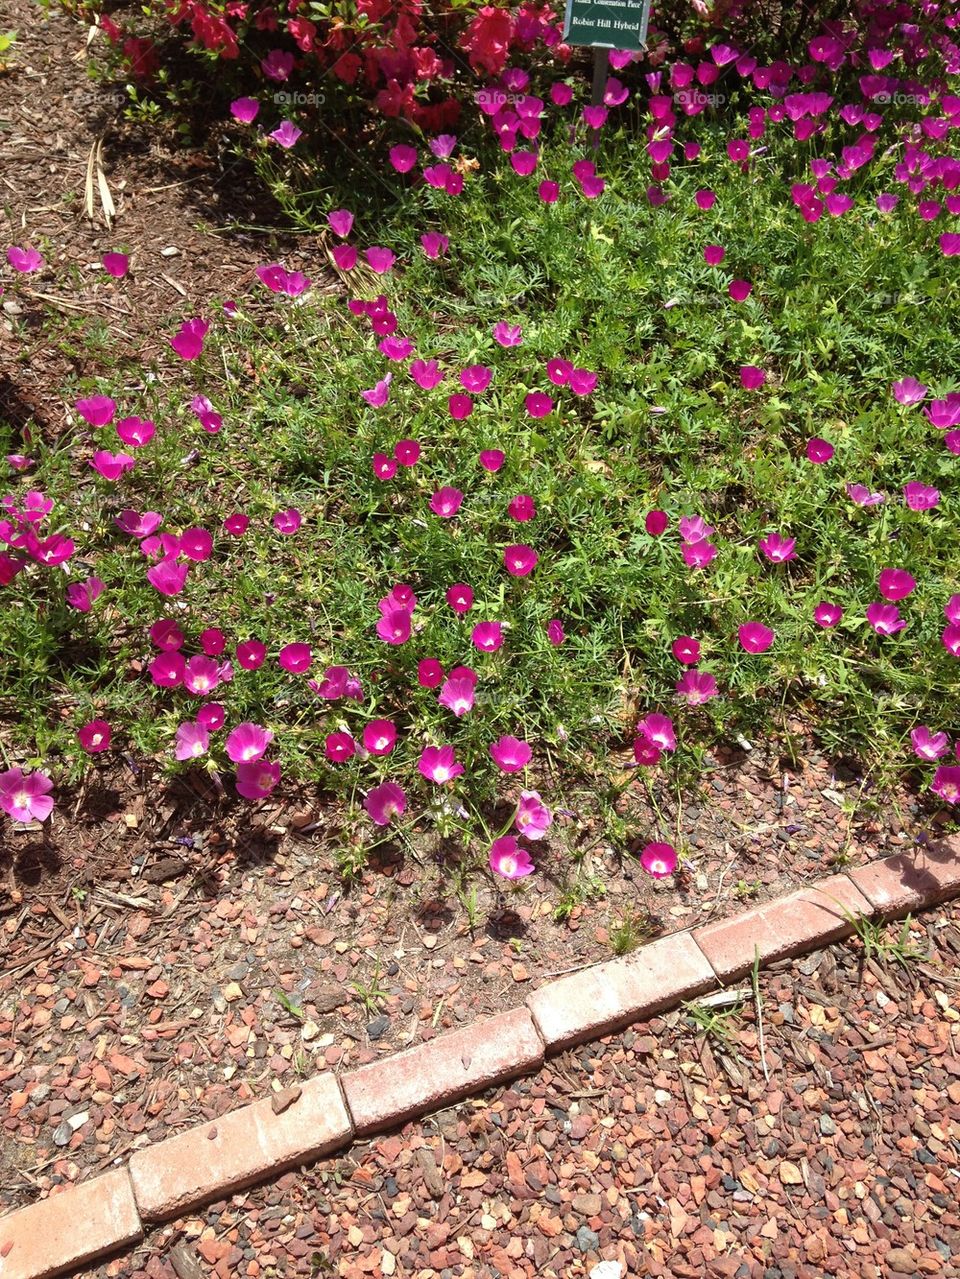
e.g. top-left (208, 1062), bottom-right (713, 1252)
top-left (3, 1), bottom-right (960, 886)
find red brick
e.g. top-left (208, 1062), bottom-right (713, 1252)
top-left (0, 1168), bottom-right (142, 1279)
top-left (525, 932), bottom-right (716, 1051)
top-left (848, 845), bottom-right (960, 918)
top-left (694, 873), bottom-right (873, 981)
top-left (342, 1007), bottom-right (543, 1135)
top-left (129, 1072), bottom-right (352, 1222)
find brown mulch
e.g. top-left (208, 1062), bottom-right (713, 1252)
top-left (71, 897), bottom-right (960, 1279)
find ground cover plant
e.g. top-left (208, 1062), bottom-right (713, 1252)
top-left (2, 0), bottom-right (960, 904)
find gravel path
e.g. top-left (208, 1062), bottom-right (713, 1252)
top-left (78, 899), bottom-right (960, 1279)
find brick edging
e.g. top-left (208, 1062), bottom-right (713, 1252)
top-left (2, 843), bottom-right (958, 1279)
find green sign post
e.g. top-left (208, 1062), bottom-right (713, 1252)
top-left (562, 0), bottom-right (652, 51)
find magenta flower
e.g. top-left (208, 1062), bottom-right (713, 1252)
top-left (115, 416), bottom-right (155, 448)
top-left (704, 244), bottom-right (725, 265)
top-left (695, 189), bottom-right (716, 210)
top-left (0, 767), bottom-right (54, 822)
top-left (679, 515), bottom-right (713, 545)
top-left (515, 790), bottom-right (552, 840)
top-left (740, 365), bottom-right (765, 390)
top-left (570, 369), bottom-right (597, 396)
top-left (273, 508), bottom-right (302, 535)
top-left (866, 602), bottom-right (906, 636)
top-left (175, 721), bottom-right (210, 761)
top-left (78, 720), bottom-right (111, 753)
top-left (446, 583), bottom-right (474, 614)
top-left (380, 337), bottom-right (413, 361)
top-left (729, 280), bottom-right (752, 302)
top-left (376, 607), bottom-right (412, 645)
top-left (490, 735), bottom-right (531, 773)
top-left (945, 596), bottom-right (960, 626)
top-left (150, 619), bottom-right (184, 651)
top-left (7, 245), bottom-right (43, 273)
top-left (410, 359), bottom-right (444, 390)
top-left (538, 180), bottom-right (559, 204)
top-left (311, 664), bottom-right (361, 700)
top-left (646, 510), bottom-right (668, 536)
top-left (846, 483), bottom-right (885, 507)
top-left (637, 712), bottom-right (676, 752)
top-left (184, 654), bottom-right (222, 695)
top-left (430, 487), bottom-right (464, 518)
top-left (682, 540), bottom-right (718, 569)
top-left (672, 636), bottom-right (700, 665)
top-left (504, 544), bottom-right (538, 577)
top-left (418, 745), bottom-right (464, 784)
top-left (634, 738), bottom-right (662, 766)
top-left (394, 439), bottom-right (420, 467)
top-left (230, 97), bottom-right (259, 123)
top-left (421, 232), bottom-right (449, 259)
top-left (170, 317), bottom-right (209, 361)
top-left (363, 720), bottom-right (396, 755)
top-left (200, 628), bottom-right (226, 657)
top-left (66, 576), bottom-right (104, 613)
top-left (525, 392), bottom-right (553, 418)
top-left (877, 568), bottom-right (916, 602)
top-left (146, 559), bottom-right (189, 597)
top-left (805, 437), bottom-right (834, 464)
top-left (814, 601), bottom-right (843, 628)
top-left (759, 533), bottom-right (796, 563)
top-left (236, 639), bottom-right (266, 670)
top-left (738, 622), bottom-right (774, 654)
top-left (547, 359), bottom-right (572, 386)
top-left (472, 621), bottom-right (504, 652)
top-left (448, 394), bottom-right (473, 420)
top-left (489, 835), bottom-right (534, 880)
top-left (912, 726), bottom-right (949, 762)
top-left (903, 482), bottom-right (939, 511)
top-left (676, 671), bottom-right (719, 705)
top-left (361, 374), bottom-right (393, 408)
top-left (508, 494), bottom-right (536, 522)
top-left (236, 760), bottom-right (281, 801)
top-left (493, 322), bottom-right (522, 347)
top-left (226, 722), bottom-right (273, 763)
top-left (278, 642), bottom-right (312, 673)
top-left (892, 377), bottom-right (927, 405)
top-left (76, 394), bottom-right (117, 427)
top-left (328, 209), bottom-right (354, 238)
top-left (269, 121), bottom-right (302, 149)
top-left (639, 842), bottom-right (677, 878)
top-left (942, 625), bottom-right (960, 657)
top-left (438, 676), bottom-right (475, 717)
top-left (480, 450), bottom-right (505, 472)
top-left (149, 651), bottom-right (185, 688)
top-left (197, 702), bottom-right (225, 730)
top-left (325, 731), bottom-right (356, 763)
top-left (90, 451), bottom-right (135, 480)
top-left (547, 618), bottom-right (565, 646)
top-left (373, 453), bottom-right (397, 480)
top-left (365, 247), bottom-right (396, 274)
top-left (181, 528), bottom-right (213, 561)
top-left (365, 781), bottom-right (406, 826)
top-left (931, 766), bottom-right (960, 804)
top-left (388, 144), bottom-right (417, 173)
top-left (461, 365), bottom-right (492, 393)
top-left (418, 659), bottom-right (444, 688)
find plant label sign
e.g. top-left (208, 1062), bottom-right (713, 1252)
top-left (562, 0), bottom-right (652, 49)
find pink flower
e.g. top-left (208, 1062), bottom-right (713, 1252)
top-left (438, 674), bottom-right (476, 716)
top-left (394, 439), bottom-right (420, 467)
top-left (806, 437), bottom-right (834, 463)
top-left (389, 145), bottom-right (417, 173)
top-left (236, 759), bottom-right (281, 801)
top-left (472, 621), bottom-right (504, 652)
top-left (376, 607), bottom-right (412, 645)
top-left (945, 596), bottom-right (960, 626)
top-left (197, 703), bottom-right (225, 730)
top-left (493, 322), bottom-right (522, 347)
top-left (508, 494), bottom-right (535, 522)
top-left (361, 374), bottom-right (393, 408)
top-left (759, 533), bottom-right (796, 563)
top-left (637, 712), bottom-right (676, 752)
top-left (846, 483), bottom-right (885, 507)
top-left (90, 450), bottom-right (135, 480)
top-left (892, 377), bottom-right (927, 405)
top-left (325, 731), bottom-right (356, 763)
top-left (679, 515), bottom-right (714, 545)
top-left (76, 394), bottom-right (117, 426)
top-left (236, 640), bottom-right (266, 670)
top-left (740, 365), bottom-right (765, 390)
top-left (181, 528), bottom-right (212, 561)
top-left (430, 487), bottom-right (464, 518)
top-left (183, 654), bottom-right (222, 695)
top-left (0, 767), bottom-right (54, 822)
top-left (170, 317), bottom-right (209, 361)
top-left (226, 722), bottom-right (273, 763)
top-left (365, 247), bottom-right (395, 275)
top-left (547, 618), bottom-right (565, 646)
top-left (645, 510), bottom-right (668, 536)
top-left (363, 720), bottom-right (396, 755)
top-left (538, 180), bottom-right (559, 203)
top-left (380, 337), bottom-right (414, 361)
top-left (639, 842), bottom-right (677, 878)
top-left (278, 642), bottom-right (312, 673)
top-left (525, 392), bottom-right (553, 418)
top-left (814, 601), bottom-right (842, 628)
top-left (333, 245), bottom-right (357, 270)
top-left (489, 734), bottom-right (531, 772)
top-left (461, 365), bottom-right (492, 393)
top-left (327, 209), bottom-right (354, 238)
top-left (729, 280), bottom-right (752, 302)
top-left (682, 540), bottom-right (718, 569)
top-left (942, 625), bottom-right (960, 657)
top-left (903, 482), bottom-right (939, 511)
top-left (149, 652), bottom-right (185, 688)
top-left (410, 360), bottom-right (444, 390)
top-left (672, 636), bottom-right (700, 665)
top-left (448, 393), bottom-right (473, 420)
top-left (912, 726), bottom-right (949, 762)
top-left (116, 416), bottom-right (155, 448)
top-left (421, 232), bottom-right (449, 259)
top-left (230, 97), bottom-right (260, 123)
top-left (695, 189), bottom-right (716, 210)
top-left (418, 745), bottom-right (463, 783)
top-left (273, 508), bottom-right (301, 535)
top-left (930, 766), bottom-right (960, 804)
top-left (311, 665), bottom-right (362, 700)
top-left (480, 450), bottom-right (505, 472)
top-left (489, 835), bottom-right (534, 879)
top-left (365, 781), bottom-right (406, 825)
top-left (146, 559), bottom-right (189, 596)
top-left (866, 602), bottom-right (906, 636)
top-left (446, 583), bottom-right (474, 614)
top-left (269, 121), bottom-right (302, 149)
top-left (738, 622), bottom-right (774, 653)
top-left (66, 576), bottom-right (104, 613)
top-left (418, 659), bottom-right (444, 688)
top-left (7, 245), bottom-right (43, 273)
top-left (78, 720), bottom-right (111, 753)
top-left (504, 544), bottom-right (538, 577)
top-left (704, 244), bottom-right (725, 265)
top-left (200, 628), bottom-right (226, 657)
top-left (515, 790), bottom-right (552, 839)
top-left (150, 619), bottom-right (184, 651)
top-left (877, 568), bottom-right (916, 602)
top-left (175, 721), bottom-right (210, 761)
top-left (373, 453), bottom-right (397, 480)
top-left (676, 671), bottom-right (719, 705)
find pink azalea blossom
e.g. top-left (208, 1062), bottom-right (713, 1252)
top-left (759, 533), bottom-right (796, 563)
top-left (365, 781), bottom-right (406, 825)
top-left (866, 602), bottom-right (907, 636)
top-left (236, 759), bottom-right (280, 801)
top-left (504, 544), bottom-right (537, 577)
top-left (637, 712), bottom-right (676, 751)
top-left (676, 670), bottom-right (719, 705)
top-left (175, 721), bottom-right (210, 761)
top-left (911, 726), bottom-right (950, 762)
top-left (78, 720), bottom-right (111, 753)
top-left (489, 734), bottom-right (532, 772)
top-left (930, 766), bottom-right (960, 805)
top-left (489, 835), bottom-right (534, 879)
top-left (639, 842), bottom-right (677, 878)
top-left (226, 722), bottom-right (273, 763)
top-left (738, 622), bottom-right (774, 653)
top-left (418, 745), bottom-right (463, 783)
top-left (430, 487), bottom-right (464, 518)
top-left (814, 601), bottom-right (843, 628)
top-left (878, 568), bottom-right (916, 602)
top-left (0, 767), bottom-right (54, 822)
top-left (515, 790), bottom-right (552, 839)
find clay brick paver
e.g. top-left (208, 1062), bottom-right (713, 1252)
top-left (526, 931), bottom-right (717, 1050)
top-left (849, 845), bottom-right (960, 918)
top-left (693, 871), bottom-right (874, 981)
top-left (342, 1007), bottom-right (544, 1135)
top-left (0, 1168), bottom-right (141, 1279)
top-left (128, 1072), bottom-right (352, 1222)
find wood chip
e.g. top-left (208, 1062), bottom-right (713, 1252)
top-left (271, 1085), bottom-right (302, 1115)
